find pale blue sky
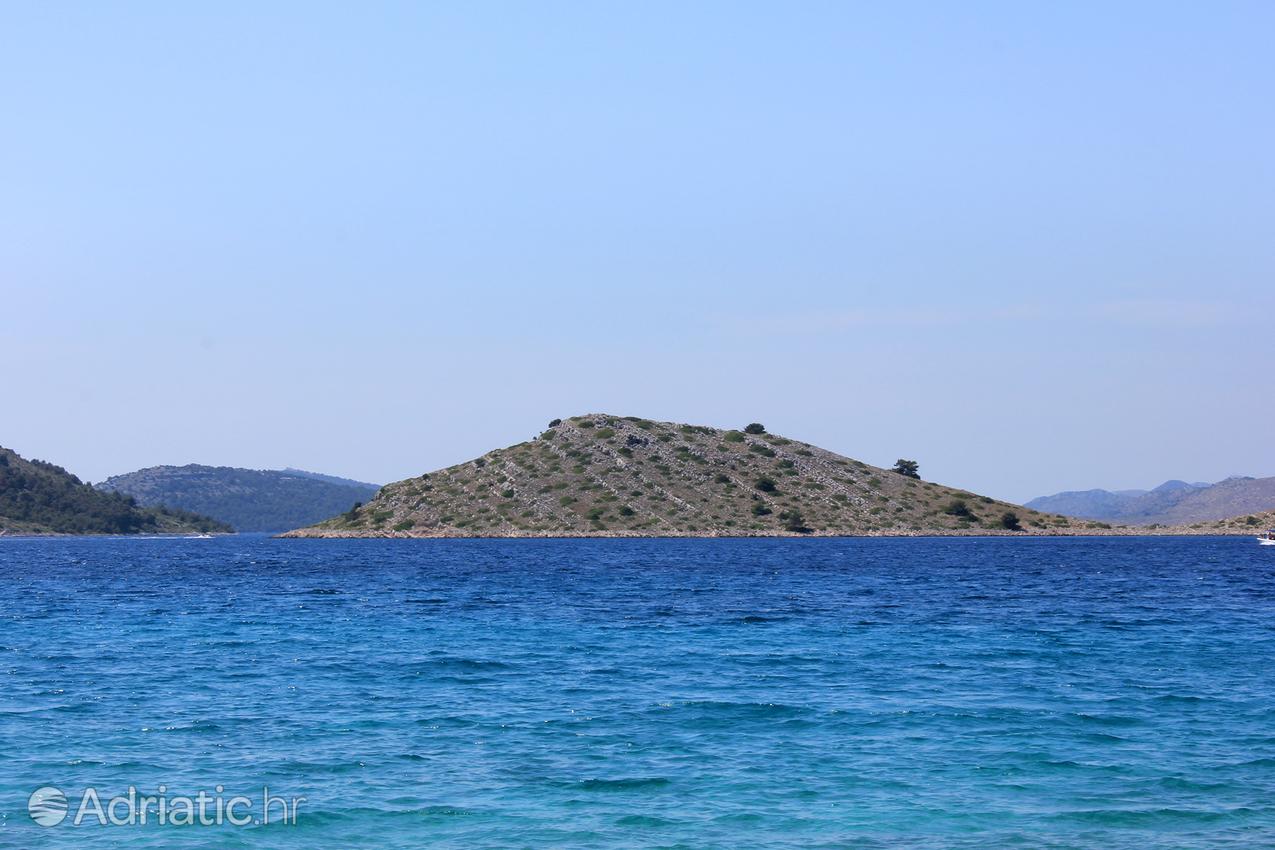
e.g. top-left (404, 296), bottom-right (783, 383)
top-left (3, 1), bottom-right (1272, 503)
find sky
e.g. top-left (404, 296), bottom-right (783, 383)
top-left (2, 1), bottom-right (1272, 503)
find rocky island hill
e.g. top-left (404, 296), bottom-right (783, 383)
top-left (98, 465), bottom-right (380, 532)
top-left (0, 446), bottom-right (230, 536)
top-left (284, 415), bottom-right (1095, 538)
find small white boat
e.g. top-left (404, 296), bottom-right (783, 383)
top-left (1258, 530), bottom-right (1275, 546)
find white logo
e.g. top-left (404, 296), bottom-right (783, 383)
top-left (29, 786), bottom-right (68, 827)
top-left (25, 784), bottom-right (304, 828)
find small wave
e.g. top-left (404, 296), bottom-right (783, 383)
top-left (1157, 776), bottom-right (1236, 792)
top-left (267, 759), bottom-right (366, 775)
top-left (160, 720), bottom-right (223, 734)
top-left (281, 805), bottom-right (478, 827)
top-left (712, 812), bottom-right (765, 824)
top-left (1152, 693), bottom-right (1209, 705)
top-left (1052, 807), bottom-right (1245, 826)
top-left (615, 814), bottom-right (678, 826)
top-left (1072, 712), bottom-right (1144, 727)
top-left (1221, 757), bottom-right (1275, 769)
top-left (654, 700), bottom-right (814, 725)
top-left (576, 776), bottom-right (670, 792)
top-left (420, 656), bottom-right (515, 672)
top-left (414, 716), bottom-right (480, 729)
top-left (419, 805), bottom-right (475, 816)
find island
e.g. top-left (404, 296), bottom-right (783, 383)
top-left (283, 414), bottom-right (1094, 538)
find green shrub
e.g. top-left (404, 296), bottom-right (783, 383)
top-left (944, 499), bottom-right (972, 518)
top-left (595, 427), bottom-right (616, 439)
top-left (548, 418), bottom-right (562, 427)
top-left (393, 520), bottom-right (415, 531)
top-left (500, 489), bottom-right (515, 498)
top-left (723, 431), bottom-right (746, 443)
top-left (999, 511), bottom-right (1022, 531)
top-left (891, 459), bottom-right (920, 479)
top-left (755, 477), bottom-right (777, 493)
top-left (779, 509), bottom-right (810, 532)
top-left (744, 423), bottom-right (766, 434)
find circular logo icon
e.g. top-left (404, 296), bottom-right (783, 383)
top-left (28, 786), bottom-right (68, 827)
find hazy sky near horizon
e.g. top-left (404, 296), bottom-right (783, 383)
top-left (3, 1), bottom-right (1273, 503)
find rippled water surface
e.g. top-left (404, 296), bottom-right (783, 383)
top-left (2, 535), bottom-right (1274, 848)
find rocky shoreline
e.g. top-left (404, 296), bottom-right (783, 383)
top-left (279, 526), bottom-right (1264, 540)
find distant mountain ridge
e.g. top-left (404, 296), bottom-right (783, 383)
top-left (0, 447), bottom-right (229, 535)
top-left (281, 468), bottom-right (380, 490)
top-left (98, 465), bottom-right (380, 532)
top-left (285, 413), bottom-right (1089, 538)
top-left (1027, 476), bottom-right (1275, 525)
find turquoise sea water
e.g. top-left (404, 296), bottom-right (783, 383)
top-left (2, 536), bottom-right (1274, 848)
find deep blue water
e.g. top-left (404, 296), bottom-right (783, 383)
top-left (2, 535), bottom-right (1274, 848)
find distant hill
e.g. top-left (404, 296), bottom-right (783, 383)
top-left (98, 465), bottom-right (380, 532)
top-left (281, 468), bottom-right (380, 490)
top-left (285, 414), bottom-right (1088, 537)
top-left (0, 447), bottom-right (229, 535)
top-left (1023, 488), bottom-right (1150, 520)
top-left (1027, 477), bottom-right (1275, 525)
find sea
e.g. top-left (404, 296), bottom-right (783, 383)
top-left (1, 535), bottom-right (1273, 848)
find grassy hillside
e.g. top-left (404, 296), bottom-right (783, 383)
top-left (0, 447), bottom-right (230, 535)
top-left (1175, 510), bottom-right (1275, 534)
top-left (98, 465), bottom-right (380, 532)
top-left (286, 414), bottom-right (1089, 537)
